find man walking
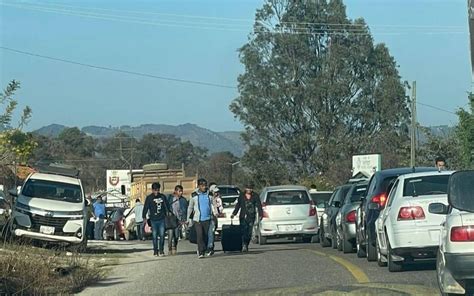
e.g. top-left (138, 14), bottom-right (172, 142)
top-left (167, 185), bottom-right (188, 255)
top-left (142, 182), bottom-right (170, 257)
top-left (133, 199), bottom-right (145, 241)
top-left (231, 183), bottom-right (263, 252)
top-left (93, 196), bottom-right (106, 240)
top-left (188, 178), bottom-right (214, 259)
top-left (207, 184), bottom-right (223, 256)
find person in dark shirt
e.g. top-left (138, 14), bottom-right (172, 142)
top-left (231, 183), bottom-right (263, 252)
top-left (142, 182), bottom-right (170, 257)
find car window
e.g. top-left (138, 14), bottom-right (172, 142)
top-left (387, 180), bottom-right (399, 207)
top-left (366, 176), bottom-right (376, 196)
top-left (310, 192), bottom-right (332, 208)
top-left (266, 190), bottom-right (310, 205)
top-left (327, 189), bottom-right (339, 205)
top-left (333, 186), bottom-right (351, 205)
top-left (219, 187), bottom-right (240, 196)
top-left (403, 175), bottom-right (450, 197)
top-left (22, 179), bottom-right (83, 203)
top-left (347, 184), bottom-right (368, 203)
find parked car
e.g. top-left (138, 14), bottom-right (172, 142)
top-left (215, 185), bottom-right (241, 233)
top-left (255, 185), bottom-right (318, 245)
top-left (319, 184), bottom-right (352, 248)
top-left (429, 170), bottom-right (474, 295)
top-left (375, 170), bottom-right (453, 271)
top-left (335, 182), bottom-right (368, 253)
top-left (309, 189), bottom-right (333, 222)
top-left (104, 208), bottom-right (128, 240)
top-left (355, 167), bottom-right (438, 261)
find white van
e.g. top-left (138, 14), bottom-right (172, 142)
top-left (10, 168), bottom-right (87, 251)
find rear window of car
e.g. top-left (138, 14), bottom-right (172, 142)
top-left (345, 184), bottom-right (368, 203)
top-left (219, 187), bottom-right (240, 196)
top-left (266, 190), bottom-right (310, 205)
top-left (310, 192), bottom-right (332, 207)
top-left (403, 175), bottom-right (450, 197)
top-left (219, 187), bottom-right (240, 207)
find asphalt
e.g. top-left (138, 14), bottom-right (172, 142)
top-left (78, 238), bottom-right (440, 295)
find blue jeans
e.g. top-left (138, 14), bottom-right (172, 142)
top-left (136, 222), bottom-right (144, 240)
top-left (207, 219), bottom-right (216, 250)
top-left (150, 219), bottom-right (165, 254)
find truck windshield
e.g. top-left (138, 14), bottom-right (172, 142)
top-left (22, 179), bottom-right (83, 203)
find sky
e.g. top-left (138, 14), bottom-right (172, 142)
top-left (0, 0), bottom-right (471, 132)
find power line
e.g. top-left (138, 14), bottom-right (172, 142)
top-left (5, 0), bottom-right (466, 30)
top-left (0, 2), bottom-right (467, 36)
top-left (0, 46), bottom-right (238, 89)
top-left (417, 101), bottom-right (457, 115)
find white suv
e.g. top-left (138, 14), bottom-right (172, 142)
top-left (430, 170), bottom-right (474, 295)
top-left (10, 166), bottom-right (87, 251)
top-left (375, 170), bottom-right (453, 272)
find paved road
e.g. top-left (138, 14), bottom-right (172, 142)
top-left (79, 238), bottom-right (439, 295)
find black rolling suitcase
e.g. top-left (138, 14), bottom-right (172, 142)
top-left (221, 221), bottom-right (242, 252)
top-left (189, 224), bottom-right (197, 244)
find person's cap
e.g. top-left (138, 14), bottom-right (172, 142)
top-left (209, 185), bottom-right (219, 193)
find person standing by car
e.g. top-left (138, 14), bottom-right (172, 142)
top-left (86, 195), bottom-right (95, 240)
top-left (133, 199), bottom-right (145, 241)
top-left (93, 196), bottom-right (106, 240)
top-left (167, 185), bottom-right (188, 255)
top-left (435, 156), bottom-right (447, 171)
top-left (188, 178), bottom-right (214, 259)
top-left (207, 185), bottom-right (223, 256)
top-left (231, 184), bottom-right (263, 252)
top-left (142, 182), bottom-right (170, 257)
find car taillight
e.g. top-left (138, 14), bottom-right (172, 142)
top-left (451, 226), bottom-right (474, 242)
top-left (371, 193), bottom-right (387, 207)
top-left (397, 206), bottom-right (425, 221)
top-left (309, 200), bottom-right (317, 216)
top-left (262, 202), bottom-right (269, 218)
top-left (346, 210), bottom-right (356, 223)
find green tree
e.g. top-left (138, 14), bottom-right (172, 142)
top-left (0, 81), bottom-right (35, 165)
top-left (231, 0), bottom-right (410, 184)
top-left (456, 93), bottom-right (474, 169)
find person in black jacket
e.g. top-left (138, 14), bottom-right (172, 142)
top-left (142, 182), bottom-right (170, 257)
top-left (231, 183), bottom-right (263, 252)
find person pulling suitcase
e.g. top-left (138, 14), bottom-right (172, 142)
top-left (231, 183), bottom-right (263, 252)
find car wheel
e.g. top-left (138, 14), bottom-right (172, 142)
top-left (311, 235), bottom-right (319, 243)
top-left (376, 238), bottom-right (387, 267)
top-left (113, 228), bottom-right (118, 241)
top-left (259, 234), bottom-right (267, 245)
top-left (356, 233), bottom-right (366, 258)
top-left (302, 236), bottom-right (311, 243)
top-left (366, 232), bottom-right (377, 262)
top-left (387, 241), bottom-right (403, 272)
top-left (331, 230), bottom-right (338, 249)
top-left (342, 232), bottom-right (353, 254)
top-left (336, 229), bottom-right (342, 251)
top-left (320, 227), bottom-right (330, 247)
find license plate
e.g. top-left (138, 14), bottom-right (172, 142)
top-left (40, 226), bottom-right (55, 235)
top-left (278, 225), bottom-right (301, 232)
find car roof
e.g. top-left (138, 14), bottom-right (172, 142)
top-left (396, 170), bottom-right (455, 181)
top-left (309, 190), bottom-right (332, 194)
top-left (263, 185), bottom-right (308, 192)
top-left (375, 167), bottom-right (438, 178)
top-left (28, 172), bottom-right (81, 186)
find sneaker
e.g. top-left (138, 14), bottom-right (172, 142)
top-left (198, 253), bottom-right (204, 259)
top-left (159, 252), bottom-right (165, 257)
top-left (206, 250), bottom-right (214, 257)
top-left (153, 251), bottom-right (158, 256)
top-left (242, 245), bottom-right (249, 252)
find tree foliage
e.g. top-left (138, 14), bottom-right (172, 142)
top-left (456, 93), bottom-right (474, 169)
top-left (231, 0), bottom-right (410, 185)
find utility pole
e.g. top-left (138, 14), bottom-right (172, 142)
top-left (410, 81), bottom-right (417, 168)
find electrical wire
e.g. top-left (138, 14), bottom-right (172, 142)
top-left (0, 46), bottom-right (238, 89)
top-left (417, 102), bottom-right (457, 115)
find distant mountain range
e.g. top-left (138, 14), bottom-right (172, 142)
top-left (34, 123), bottom-right (246, 157)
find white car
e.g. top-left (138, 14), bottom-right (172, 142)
top-left (256, 185), bottom-right (318, 245)
top-left (375, 170), bottom-right (454, 272)
top-left (308, 189), bottom-right (333, 223)
top-left (10, 166), bottom-right (87, 251)
top-left (215, 185), bottom-right (241, 233)
top-left (430, 170), bottom-right (474, 295)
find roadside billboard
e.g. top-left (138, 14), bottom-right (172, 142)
top-left (352, 154), bottom-right (382, 177)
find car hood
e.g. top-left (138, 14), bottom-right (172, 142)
top-left (17, 195), bottom-right (84, 212)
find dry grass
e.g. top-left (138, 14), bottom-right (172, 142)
top-left (0, 242), bottom-right (106, 295)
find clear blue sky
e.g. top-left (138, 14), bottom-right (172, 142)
top-left (0, 0), bottom-right (471, 132)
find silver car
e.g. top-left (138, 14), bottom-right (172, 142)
top-left (255, 185), bottom-right (318, 245)
top-left (335, 182), bottom-right (368, 253)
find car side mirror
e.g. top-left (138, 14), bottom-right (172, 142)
top-left (324, 201), bottom-right (329, 208)
top-left (334, 201), bottom-right (341, 208)
top-left (368, 203), bottom-right (380, 210)
top-left (429, 203), bottom-right (448, 215)
top-left (8, 189), bottom-right (18, 197)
